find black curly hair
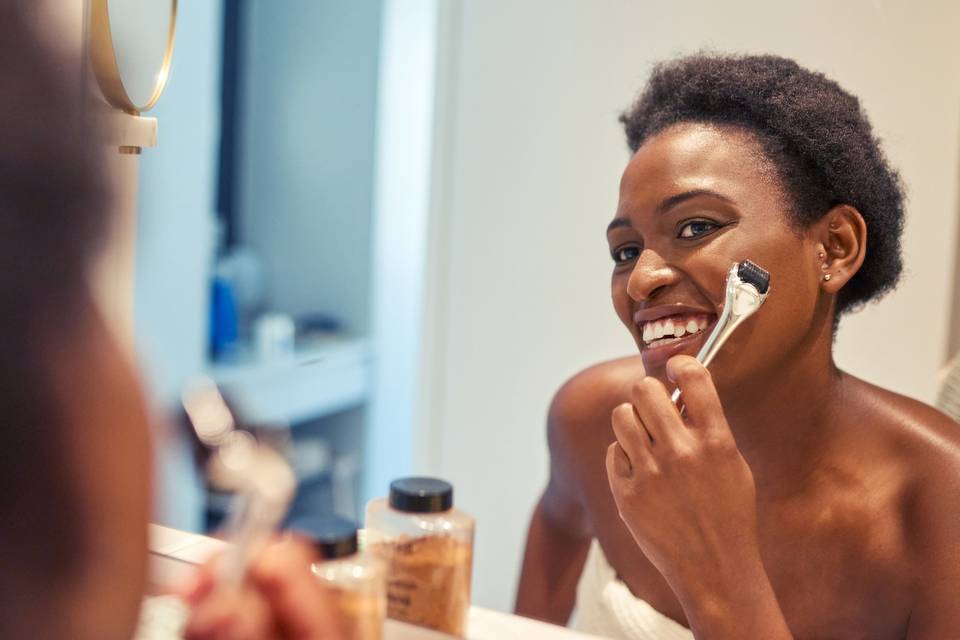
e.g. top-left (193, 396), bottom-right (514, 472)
top-left (620, 53), bottom-right (905, 317)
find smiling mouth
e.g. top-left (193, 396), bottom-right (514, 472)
top-left (639, 312), bottom-right (715, 350)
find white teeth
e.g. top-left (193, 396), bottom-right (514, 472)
top-left (641, 314), bottom-right (713, 345)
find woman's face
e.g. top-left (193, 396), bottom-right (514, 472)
top-left (608, 123), bottom-right (826, 395)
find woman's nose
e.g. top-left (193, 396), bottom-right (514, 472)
top-left (626, 250), bottom-right (677, 302)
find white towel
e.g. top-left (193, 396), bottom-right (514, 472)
top-left (569, 540), bottom-right (694, 640)
top-left (937, 355), bottom-right (960, 421)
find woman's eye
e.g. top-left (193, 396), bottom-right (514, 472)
top-left (611, 246), bottom-right (640, 264)
top-left (678, 220), bottom-right (720, 239)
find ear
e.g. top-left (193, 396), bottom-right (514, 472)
top-left (811, 205), bottom-right (867, 294)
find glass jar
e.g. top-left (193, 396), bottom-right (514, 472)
top-left (291, 515), bottom-right (385, 640)
top-left (365, 477), bottom-right (474, 637)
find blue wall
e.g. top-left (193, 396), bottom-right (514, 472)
top-left (134, 0), bottom-right (224, 530)
top-left (237, 0), bottom-right (382, 335)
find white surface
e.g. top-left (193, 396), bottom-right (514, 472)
top-left (149, 524), bottom-right (228, 559)
top-left (144, 525), bottom-right (604, 640)
top-left (421, 0), bottom-right (960, 612)
top-left (137, 595), bottom-right (606, 640)
top-left (148, 524), bottom-right (228, 591)
top-left (208, 338), bottom-right (371, 425)
top-left (465, 608), bottom-right (606, 640)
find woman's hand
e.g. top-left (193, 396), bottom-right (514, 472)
top-left (605, 355), bottom-right (760, 590)
top-left (606, 355), bottom-right (795, 638)
top-left (181, 537), bottom-right (345, 640)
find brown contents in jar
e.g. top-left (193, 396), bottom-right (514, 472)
top-left (371, 535), bottom-right (473, 637)
top-left (331, 586), bottom-right (385, 640)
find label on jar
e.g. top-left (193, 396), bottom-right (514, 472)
top-left (371, 535), bottom-right (473, 637)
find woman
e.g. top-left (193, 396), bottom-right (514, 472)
top-left (516, 54), bottom-right (960, 639)
top-left (0, 3), bottom-right (340, 638)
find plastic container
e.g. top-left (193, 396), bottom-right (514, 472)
top-left (364, 477), bottom-right (474, 637)
top-left (291, 515), bottom-right (385, 640)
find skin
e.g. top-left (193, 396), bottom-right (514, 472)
top-left (51, 305), bottom-right (153, 640)
top-left (515, 122), bottom-right (960, 638)
top-left (182, 538), bottom-right (345, 640)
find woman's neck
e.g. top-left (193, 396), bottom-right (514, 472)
top-left (719, 329), bottom-right (847, 502)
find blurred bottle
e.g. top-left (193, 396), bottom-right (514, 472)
top-left (290, 515), bottom-right (386, 640)
top-left (209, 270), bottom-right (238, 360)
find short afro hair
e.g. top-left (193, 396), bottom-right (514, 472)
top-left (620, 53), bottom-right (905, 317)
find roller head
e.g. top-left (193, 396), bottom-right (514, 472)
top-left (737, 260), bottom-right (770, 294)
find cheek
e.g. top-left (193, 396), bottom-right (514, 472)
top-left (757, 235), bottom-right (820, 322)
top-left (763, 261), bottom-right (821, 340)
top-left (698, 231), bottom-right (820, 391)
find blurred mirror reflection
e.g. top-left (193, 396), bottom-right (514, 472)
top-left (135, 0), bottom-right (960, 613)
top-left (108, 0), bottom-right (175, 109)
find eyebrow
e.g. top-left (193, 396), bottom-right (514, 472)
top-left (606, 188), bottom-right (736, 235)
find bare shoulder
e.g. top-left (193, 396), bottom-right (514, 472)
top-left (849, 379), bottom-right (960, 629)
top-left (546, 356), bottom-right (644, 485)
top-left (846, 376), bottom-right (960, 544)
top-left (547, 355), bottom-right (644, 451)
top-left (539, 355), bottom-right (644, 532)
top-left (850, 375), bottom-right (960, 460)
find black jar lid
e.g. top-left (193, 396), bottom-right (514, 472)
top-left (389, 477), bottom-right (453, 513)
top-left (287, 514), bottom-right (359, 560)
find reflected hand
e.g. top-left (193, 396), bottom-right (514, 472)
top-left (605, 355), bottom-right (760, 589)
top-left (181, 536), bottom-right (345, 640)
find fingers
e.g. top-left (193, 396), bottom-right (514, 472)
top-left (610, 402), bottom-right (654, 475)
top-left (606, 441), bottom-right (631, 478)
top-left (250, 537), bottom-right (345, 639)
top-left (184, 537), bottom-right (345, 640)
top-left (666, 356), bottom-right (725, 431)
top-left (180, 552), bottom-right (224, 606)
top-left (183, 586), bottom-right (273, 640)
top-left (629, 376), bottom-right (687, 447)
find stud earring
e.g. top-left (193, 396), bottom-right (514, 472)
top-left (823, 273), bottom-right (832, 282)
top-left (817, 252), bottom-right (825, 260)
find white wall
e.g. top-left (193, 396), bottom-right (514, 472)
top-left (423, 0), bottom-right (960, 611)
top-left (134, 0), bottom-right (223, 530)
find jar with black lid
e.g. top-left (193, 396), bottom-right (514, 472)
top-left (289, 515), bottom-right (385, 640)
top-left (364, 477), bottom-right (474, 637)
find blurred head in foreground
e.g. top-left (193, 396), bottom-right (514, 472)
top-left (0, 2), bottom-right (151, 638)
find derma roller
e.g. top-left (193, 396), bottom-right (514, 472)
top-left (671, 260), bottom-right (771, 407)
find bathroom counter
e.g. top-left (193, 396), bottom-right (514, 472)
top-left (144, 524), bottom-right (605, 640)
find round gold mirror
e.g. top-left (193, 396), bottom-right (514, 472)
top-left (89, 0), bottom-right (177, 114)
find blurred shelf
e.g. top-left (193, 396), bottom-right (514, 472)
top-left (207, 337), bottom-right (371, 426)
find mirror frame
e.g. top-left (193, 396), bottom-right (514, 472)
top-left (88, 0), bottom-right (178, 114)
